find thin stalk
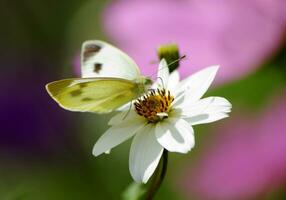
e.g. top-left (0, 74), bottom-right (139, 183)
top-left (145, 149), bottom-right (168, 200)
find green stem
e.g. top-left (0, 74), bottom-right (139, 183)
top-left (145, 149), bottom-right (168, 200)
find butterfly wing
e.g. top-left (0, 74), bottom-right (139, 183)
top-left (46, 78), bottom-right (143, 113)
top-left (81, 40), bottom-right (141, 80)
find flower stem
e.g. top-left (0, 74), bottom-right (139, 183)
top-left (145, 149), bottom-right (168, 200)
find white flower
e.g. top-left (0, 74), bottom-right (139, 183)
top-left (92, 59), bottom-right (232, 183)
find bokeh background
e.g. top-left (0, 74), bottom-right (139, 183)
top-left (1, 0), bottom-right (286, 199)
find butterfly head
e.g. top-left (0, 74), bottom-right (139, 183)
top-left (143, 77), bottom-right (153, 87)
top-left (135, 76), bottom-right (153, 94)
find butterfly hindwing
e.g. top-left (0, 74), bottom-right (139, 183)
top-left (46, 78), bottom-right (141, 113)
top-left (81, 40), bottom-right (141, 80)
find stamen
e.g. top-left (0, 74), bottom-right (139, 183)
top-left (134, 89), bottom-right (174, 123)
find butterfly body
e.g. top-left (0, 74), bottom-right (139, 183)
top-left (46, 40), bottom-right (152, 113)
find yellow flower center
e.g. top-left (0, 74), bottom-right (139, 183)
top-left (134, 89), bottom-right (174, 123)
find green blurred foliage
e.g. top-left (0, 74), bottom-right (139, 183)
top-left (122, 182), bottom-right (146, 200)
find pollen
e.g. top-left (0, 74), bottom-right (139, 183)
top-left (134, 89), bottom-right (174, 123)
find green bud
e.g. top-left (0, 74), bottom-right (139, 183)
top-left (157, 44), bottom-right (181, 73)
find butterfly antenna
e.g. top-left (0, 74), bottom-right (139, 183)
top-left (149, 55), bottom-right (187, 80)
top-left (168, 55), bottom-right (186, 66)
top-left (157, 77), bottom-right (165, 88)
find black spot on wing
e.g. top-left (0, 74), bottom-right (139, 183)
top-left (70, 89), bottom-right (82, 97)
top-left (93, 63), bottom-right (102, 73)
top-left (85, 43), bottom-right (102, 53)
top-left (79, 83), bottom-right (88, 88)
top-left (82, 97), bottom-right (94, 102)
top-left (83, 44), bottom-right (102, 61)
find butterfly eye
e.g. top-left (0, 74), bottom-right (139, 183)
top-left (144, 78), bottom-right (153, 86)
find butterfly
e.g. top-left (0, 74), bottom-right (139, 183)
top-left (46, 40), bottom-right (152, 113)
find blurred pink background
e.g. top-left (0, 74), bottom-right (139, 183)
top-left (181, 91), bottom-right (286, 200)
top-left (102, 0), bottom-right (286, 83)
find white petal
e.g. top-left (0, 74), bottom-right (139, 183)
top-left (104, 150), bottom-right (111, 154)
top-left (187, 113), bottom-right (229, 125)
top-left (116, 102), bottom-right (133, 112)
top-left (167, 70), bottom-right (180, 93)
top-left (108, 109), bottom-right (138, 126)
top-left (177, 66), bottom-right (219, 102)
top-left (108, 111), bottom-right (127, 126)
top-left (129, 124), bottom-right (164, 183)
top-left (157, 59), bottom-right (169, 87)
top-left (93, 116), bottom-right (146, 156)
top-left (181, 97), bottom-right (231, 125)
top-left (155, 119), bottom-right (195, 153)
top-left (172, 91), bottom-right (185, 108)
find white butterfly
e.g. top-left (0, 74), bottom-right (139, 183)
top-left (46, 40), bottom-right (152, 113)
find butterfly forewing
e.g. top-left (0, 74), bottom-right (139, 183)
top-left (46, 78), bottom-right (142, 113)
top-left (81, 40), bottom-right (141, 80)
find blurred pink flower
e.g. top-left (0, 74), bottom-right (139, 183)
top-left (103, 0), bottom-right (286, 83)
top-left (180, 92), bottom-right (286, 200)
